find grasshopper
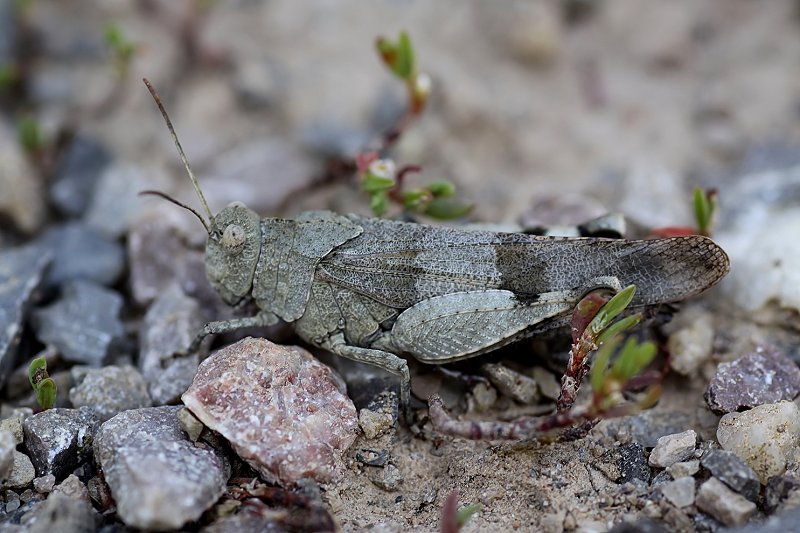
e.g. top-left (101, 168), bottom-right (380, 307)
top-left (142, 80), bottom-right (730, 418)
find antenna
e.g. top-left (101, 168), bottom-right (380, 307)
top-left (143, 78), bottom-right (214, 229)
top-left (138, 190), bottom-right (210, 232)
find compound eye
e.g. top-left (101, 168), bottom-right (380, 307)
top-left (222, 224), bottom-right (246, 253)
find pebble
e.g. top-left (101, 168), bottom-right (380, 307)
top-left (700, 449), bottom-right (760, 502)
top-left (359, 407), bottom-right (394, 440)
top-left (68, 365), bottom-right (151, 422)
top-left (764, 474), bottom-right (800, 513)
top-left (0, 245), bottom-right (51, 388)
top-left (695, 477), bottom-right (756, 527)
top-left (51, 474), bottom-right (90, 504)
top-left (33, 222), bottom-right (125, 290)
top-left (705, 346), bottom-right (800, 413)
top-left (648, 430), bottom-right (697, 468)
top-left (469, 381), bottom-right (498, 412)
top-left (22, 407), bottom-right (99, 480)
top-left (231, 58), bottom-right (284, 110)
top-left (94, 406), bottom-right (229, 530)
top-left (32, 474), bottom-right (55, 494)
top-left (355, 386), bottom-right (398, 439)
top-left (0, 415), bottom-right (24, 445)
top-left (182, 337), bottom-right (359, 485)
top-left (19, 492), bottom-right (99, 532)
top-left (659, 476), bottom-right (695, 508)
top-left (178, 407), bottom-right (205, 442)
top-left (138, 284), bottom-right (204, 404)
top-left (717, 401), bottom-right (800, 483)
top-left (5, 490), bottom-right (21, 513)
top-left (481, 362), bottom-right (539, 404)
top-left (0, 430), bottom-right (15, 480)
top-left (369, 463), bottom-right (404, 492)
top-left (666, 310), bottom-right (714, 376)
top-left (617, 442), bottom-right (651, 484)
top-left (0, 122), bottom-right (46, 233)
top-left (606, 410), bottom-right (694, 448)
top-left (3, 451), bottom-right (35, 489)
top-left (49, 136), bottom-right (112, 217)
top-left (31, 280), bottom-right (125, 365)
top-left (666, 460), bottom-right (700, 479)
top-left (531, 366), bottom-right (561, 401)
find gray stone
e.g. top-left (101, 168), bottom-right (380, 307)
top-left (0, 246), bottom-right (51, 389)
top-left (649, 430), bottom-right (697, 468)
top-left (717, 401), bottom-right (800, 484)
top-left (0, 123), bottom-right (46, 234)
top-left (369, 463), bottom-right (404, 492)
top-left (177, 407), bottom-right (204, 442)
top-left (22, 407), bottom-right (99, 480)
top-left (32, 475), bottom-right (55, 494)
top-left (3, 451), bottom-right (35, 489)
top-left (666, 460), bottom-right (700, 479)
top-left (700, 450), bottom-right (760, 502)
top-left (660, 476), bottom-right (695, 508)
top-left (705, 346), bottom-right (800, 413)
top-left (617, 442), bottom-right (651, 484)
top-left (94, 406), bottom-right (229, 530)
top-left (19, 493), bottom-right (99, 533)
top-left (0, 416), bottom-right (24, 445)
top-left (695, 477), bottom-right (756, 527)
top-left (51, 474), bottom-right (90, 504)
top-left (605, 410), bottom-right (694, 448)
top-left (0, 430), bottom-right (15, 481)
top-left (201, 510), bottom-right (289, 533)
top-left (765, 475), bottom-right (800, 513)
top-left (31, 280), bottom-right (125, 365)
top-left (50, 136), bottom-right (112, 217)
top-left (139, 284), bottom-right (204, 404)
top-left (34, 223), bottom-right (125, 290)
top-left (481, 362), bottom-right (539, 404)
top-left (182, 338), bottom-right (359, 485)
top-left (231, 58), bottom-right (285, 110)
top-left (68, 365), bottom-right (151, 422)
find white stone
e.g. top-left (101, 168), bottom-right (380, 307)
top-left (649, 430), bottom-right (697, 468)
top-left (716, 400), bottom-right (800, 483)
top-left (695, 477), bottom-right (756, 527)
top-left (660, 476), bottom-right (695, 508)
top-left (667, 311), bottom-right (714, 376)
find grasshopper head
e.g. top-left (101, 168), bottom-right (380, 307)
top-left (206, 201), bottom-right (262, 306)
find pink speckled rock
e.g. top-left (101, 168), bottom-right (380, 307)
top-left (182, 337), bottom-right (358, 485)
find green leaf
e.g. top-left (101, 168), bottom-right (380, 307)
top-left (28, 356), bottom-right (48, 389)
top-left (17, 115), bottom-right (43, 153)
top-left (588, 284), bottom-right (636, 335)
top-left (427, 180), bottom-right (456, 198)
top-left (611, 338), bottom-right (657, 381)
top-left (370, 191), bottom-right (390, 217)
top-left (362, 173), bottom-right (395, 193)
top-left (394, 31), bottom-right (415, 80)
top-left (35, 378), bottom-right (57, 410)
top-left (693, 187), bottom-right (709, 233)
top-left (589, 336), bottom-right (619, 393)
top-left (402, 188), bottom-right (428, 209)
top-left (423, 197), bottom-right (472, 220)
top-left (456, 504), bottom-right (482, 528)
top-left (595, 314), bottom-right (642, 346)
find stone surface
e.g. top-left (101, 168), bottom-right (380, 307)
top-left (33, 222), bottom-right (125, 290)
top-left (31, 280), bottom-right (125, 365)
top-left (0, 415), bottom-right (25, 445)
top-left (648, 430), bottom-right (697, 468)
top-left (19, 492), bottom-right (99, 533)
top-left (666, 460), bottom-right (700, 479)
top-left (182, 337), bottom-right (359, 485)
top-left (481, 362), bottom-right (539, 404)
top-left (139, 284), bottom-right (204, 405)
top-left (617, 442), bottom-right (651, 484)
top-left (22, 407), bottom-right (99, 480)
top-left (717, 401), bottom-right (800, 484)
top-left (659, 476), bottom-right (695, 508)
top-left (51, 474), bottom-right (90, 504)
top-left (667, 310), bottom-right (714, 376)
top-left (705, 346), bottom-right (800, 413)
top-left (695, 477), bottom-right (756, 527)
top-left (49, 136), bottom-right (112, 217)
top-left (0, 122), bottom-right (46, 233)
top-left (764, 474), bottom-right (800, 513)
top-left (94, 406), bottom-right (229, 530)
top-left (3, 451), bottom-right (35, 489)
top-left (0, 246), bottom-right (51, 388)
top-left (0, 429), bottom-right (15, 481)
top-left (178, 407), bottom-right (204, 442)
top-left (700, 449), bottom-right (760, 502)
top-left (369, 463), bottom-right (404, 492)
top-left (68, 365), bottom-right (151, 422)
top-left (32, 474), bottom-right (55, 494)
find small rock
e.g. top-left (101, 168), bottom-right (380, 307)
top-left (660, 476), bottom-right (696, 508)
top-left (700, 450), bottom-right (760, 502)
top-left (5, 490), bottom-right (20, 513)
top-left (182, 338), bottom-right (359, 485)
top-left (0, 122), bottom-right (46, 233)
top-left (0, 415), bottom-right (24, 445)
top-left (695, 477), bottom-right (756, 527)
top-left (667, 311), bottom-right (714, 376)
top-left (705, 346), bottom-right (800, 413)
top-left (481, 362), bottom-right (539, 404)
top-left (469, 381), bottom-right (497, 412)
top-left (68, 365), bottom-right (151, 422)
top-left (765, 474), bottom-right (800, 513)
top-left (32, 474), bottom-right (55, 494)
top-left (649, 430), bottom-right (697, 468)
top-left (31, 280), bottom-right (125, 365)
top-left (19, 492), bottom-right (99, 533)
top-left (531, 366), bottom-right (561, 401)
top-left (51, 474), bottom-right (90, 504)
top-left (717, 401), bottom-right (800, 483)
top-left (231, 59), bottom-right (284, 110)
top-left (33, 223), bottom-right (125, 290)
top-left (94, 406), bottom-right (229, 530)
top-left (178, 407), bottom-right (204, 442)
top-left (370, 463), bottom-right (404, 492)
top-left (3, 451), bottom-right (35, 489)
top-left (86, 476), bottom-right (113, 511)
top-left (22, 407), bottom-right (99, 480)
top-left (0, 430), bottom-right (15, 480)
top-left (49, 136), bottom-right (112, 217)
top-left (0, 246), bottom-right (51, 388)
top-left (139, 284), bottom-right (204, 404)
top-left (666, 460), bottom-right (700, 479)
top-left (617, 442), bottom-right (651, 484)
top-left (359, 408), bottom-right (394, 440)
top-left (606, 410), bottom-right (694, 448)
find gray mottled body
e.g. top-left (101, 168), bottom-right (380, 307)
top-left (194, 206), bottom-right (729, 415)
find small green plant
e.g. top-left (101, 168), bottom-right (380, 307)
top-left (589, 335), bottom-right (660, 413)
top-left (16, 114), bottom-right (44, 154)
top-left (105, 23), bottom-right (137, 79)
top-left (28, 356), bottom-right (57, 410)
top-left (440, 490), bottom-right (481, 533)
top-left (693, 187), bottom-right (717, 237)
